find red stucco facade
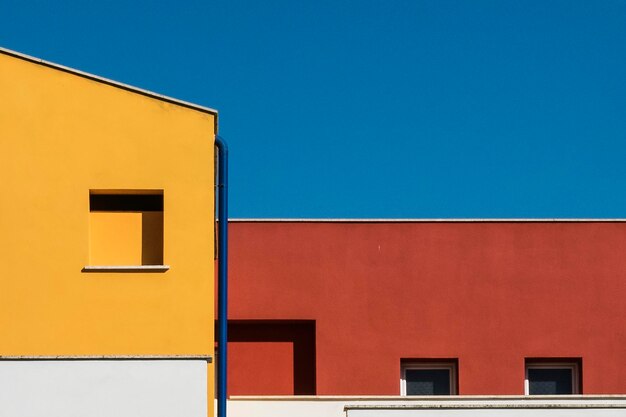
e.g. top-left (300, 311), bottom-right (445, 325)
top-left (227, 221), bottom-right (626, 396)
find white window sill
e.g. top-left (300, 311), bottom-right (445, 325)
top-left (82, 265), bottom-right (170, 273)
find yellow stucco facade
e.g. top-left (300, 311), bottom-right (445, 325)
top-left (0, 48), bottom-right (216, 409)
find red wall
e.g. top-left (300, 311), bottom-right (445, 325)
top-left (228, 221), bottom-right (626, 395)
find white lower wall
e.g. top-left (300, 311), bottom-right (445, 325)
top-left (228, 396), bottom-right (626, 417)
top-left (0, 359), bottom-right (207, 417)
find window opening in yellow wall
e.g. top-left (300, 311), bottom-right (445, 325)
top-left (88, 190), bottom-right (164, 268)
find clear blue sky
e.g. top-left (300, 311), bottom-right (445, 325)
top-left (2, 1), bottom-right (625, 218)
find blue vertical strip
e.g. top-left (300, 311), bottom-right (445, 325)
top-left (215, 135), bottom-right (228, 417)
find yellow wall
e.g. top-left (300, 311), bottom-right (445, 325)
top-left (0, 51), bottom-right (215, 368)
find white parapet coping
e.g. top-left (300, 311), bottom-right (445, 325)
top-left (0, 47), bottom-right (218, 116)
top-left (229, 218), bottom-right (626, 223)
top-left (227, 395), bottom-right (626, 417)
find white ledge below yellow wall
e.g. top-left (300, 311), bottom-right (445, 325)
top-left (82, 265), bottom-right (170, 272)
top-left (0, 355), bottom-right (211, 361)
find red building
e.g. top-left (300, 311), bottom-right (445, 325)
top-left (226, 220), bottom-right (626, 397)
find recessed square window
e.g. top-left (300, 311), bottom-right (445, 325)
top-left (525, 359), bottom-right (581, 395)
top-left (89, 190), bottom-right (163, 267)
top-left (401, 360), bottom-right (458, 395)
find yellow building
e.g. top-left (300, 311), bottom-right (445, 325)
top-left (0, 47), bottom-right (218, 416)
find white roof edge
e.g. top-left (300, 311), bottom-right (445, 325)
top-left (229, 218), bottom-right (626, 223)
top-left (0, 46), bottom-right (218, 116)
top-left (229, 394), bottom-right (626, 401)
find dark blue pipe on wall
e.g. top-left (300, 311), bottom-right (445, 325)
top-left (215, 135), bottom-right (228, 417)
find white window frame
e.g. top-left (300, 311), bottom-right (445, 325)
top-left (524, 361), bottom-right (580, 395)
top-left (400, 361), bottom-right (457, 396)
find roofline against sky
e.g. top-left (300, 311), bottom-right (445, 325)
top-left (0, 46), bottom-right (218, 117)
top-left (229, 218), bottom-right (626, 223)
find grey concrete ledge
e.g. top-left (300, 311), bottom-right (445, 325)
top-left (345, 403), bottom-right (626, 410)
